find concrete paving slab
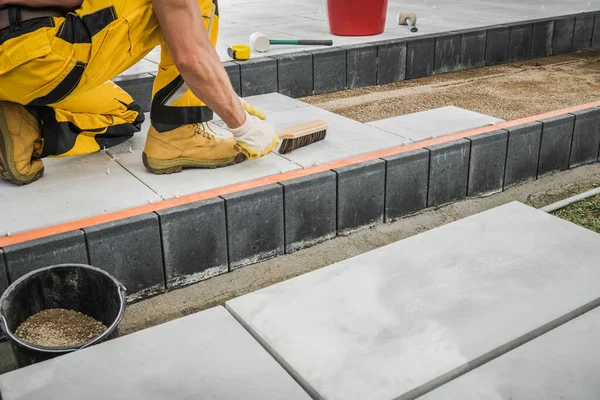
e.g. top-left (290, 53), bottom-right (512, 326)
top-left (420, 306), bottom-right (600, 400)
top-left (107, 115), bottom-right (301, 200)
top-left (267, 105), bottom-right (410, 167)
top-left (368, 106), bottom-right (504, 142)
top-left (0, 307), bottom-right (311, 400)
top-left (0, 153), bottom-right (161, 236)
top-left (226, 202), bottom-right (600, 400)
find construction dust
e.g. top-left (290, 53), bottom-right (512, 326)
top-left (302, 50), bottom-right (600, 122)
top-left (15, 309), bottom-right (107, 348)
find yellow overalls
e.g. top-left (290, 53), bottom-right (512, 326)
top-left (0, 0), bottom-right (219, 157)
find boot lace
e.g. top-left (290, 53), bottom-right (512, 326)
top-left (194, 123), bottom-right (215, 140)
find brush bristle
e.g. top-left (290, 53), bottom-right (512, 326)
top-left (278, 129), bottom-right (327, 154)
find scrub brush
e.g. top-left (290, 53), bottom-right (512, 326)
top-left (278, 120), bottom-right (328, 154)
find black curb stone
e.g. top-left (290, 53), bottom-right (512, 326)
top-left (377, 40), bottom-right (407, 85)
top-left (311, 47), bottom-right (347, 94)
top-left (553, 16), bottom-right (576, 54)
top-left (383, 148), bottom-right (430, 221)
top-left (426, 139), bottom-right (471, 207)
top-left (115, 74), bottom-right (155, 113)
top-left (335, 159), bottom-right (386, 234)
top-left (569, 108), bottom-right (600, 168)
top-left (485, 26), bottom-right (510, 66)
top-left (345, 44), bottom-right (378, 89)
top-left (3, 230), bottom-right (88, 283)
top-left (508, 23), bottom-right (533, 62)
top-left (236, 57), bottom-right (278, 97)
top-left (406, 37), bottom-right (435, 79)
top-left (281, 171), bottom-right (337, 253)
top-left (435, 33), bottom-right (462, 74)
top-left (460, 30), bottom-right (486, 70)
top-left (223, 62), bottom-right (242, 96)
top-left (156, 198), bottom-right (228, 290)
top-left (83, 214), bottom-right (165, 301)
top-left (530, 20), bottom-right (554, 59)
top-left (272, 52), bottom-right (314, 98)
top-left (573, 14), bottom-right (595, 51)
top-left (593, 12), bottom-right (600, 48)
top-left (222, 184), bottom-right (284, 269)
top-left (467, 130), bottom-right (509, 197)
top-left (537, 114), bottom-right (575, 177)
top-left (0, 251), bottom-right (8, 297)
top-left (504, 122), bottom-right (543, 189)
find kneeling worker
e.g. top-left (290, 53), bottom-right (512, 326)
top-left (0, 0), bottom-right (278, 185)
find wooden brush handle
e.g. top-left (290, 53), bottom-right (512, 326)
top-left (278, 120), bottom-right (328, 140)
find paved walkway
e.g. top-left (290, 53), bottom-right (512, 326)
top-left (119, 0), bottom-right (600, 78)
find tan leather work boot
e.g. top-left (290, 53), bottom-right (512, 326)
top-left (142, 123), bottom-right (247, 174)
top-left (0, 102), bottom-right (44, 185)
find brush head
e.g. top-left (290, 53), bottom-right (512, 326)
top-left (398, 12), bottom-right (417, 25)
top-left (277, 120), bottom-right (328, 154)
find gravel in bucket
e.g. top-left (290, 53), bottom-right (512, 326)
top-left (15, 309), bottom-right (107, 347)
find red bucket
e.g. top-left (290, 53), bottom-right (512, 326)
top-left (327, 0), bottom-right (388, 36)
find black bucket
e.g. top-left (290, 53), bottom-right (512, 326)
top-left (0, 264), bottom-right (127, 368)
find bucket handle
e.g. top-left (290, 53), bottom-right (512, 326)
top-left (0, 282), bottom-right (127, 352)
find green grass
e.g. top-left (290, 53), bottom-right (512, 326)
top-left (553, 194), bottom-right (600, 233)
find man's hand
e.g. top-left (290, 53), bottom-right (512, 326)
top-left (229, 112), bottom-right (280, 160)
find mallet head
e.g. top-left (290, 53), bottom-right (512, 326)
top-left (249, 32), bottom-right (270, 52)
top-left (398, 12), bottom-right (417, 25)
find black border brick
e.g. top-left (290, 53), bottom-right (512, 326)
top-left (335, 159), bottom-right (385, 234)
top-left (116, 74), bottom-right (154, 113)
top-left (435, 33), bottom-right (461, 74)
top-left (311, 48), bottom-right (346, 94)
top-left (467, 130), bottom-right (509, 197)
top-left (573, 14), bottom-right (595, 51)
top-left (223, 61), bottom-right (241, 96)
top-left (509, 23), bottom-right (533, 62)
top-left (377, 40), bottom-right (407, 85)
top-left (383, 148), bottom-right (430, 221)
top-left (407, 37), bottom-right (435, 79)
top-left (84, 214), bottom-right (165, 301)
top-left (346, 44), bottom-right (378, 89)
top-left (273, 52), bottom-right (313, 98)
top-left (538, 114), bottom-right (575, 176)
top-left (504, 122), bottom-right (543, 188)
top-left (0, 251), bottom-right (8, 296)
top-left (157, 199), bottom-right (228, 290)
top-left (569, 108), bottom-right (600, 168)
top-left (553, 16), bottom-right (576, 55)
top-left (281, 171), bottom-right (337, 253)
top-left (486, 27), bottom-right (510, 66)
top-left (237, 57), bottom-right (278, 97)
top-left (426, 139), bottom-right (471, 207)
top-left (223, 184), bottom-right (284, 269)
top-left (461, 30), bottom-right (486, 70)
top-left (3, 231), bottom-right (88, 283)
top-left (531, 20), bottom-right (554, 59)
top-left (593, 12), bottom-right (600, 48)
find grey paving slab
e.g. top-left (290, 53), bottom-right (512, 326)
top-left (267, 105), bottom-right (409, 168)
top-left (368, 106), bottom-right (503, 143)
top-left (421, 306), bottom-right (600, 400)
top-left (226, 202), bottom-right (600, 400)
top-left (281, 172), bottom-right (337, 253)
top-left (107, 112), bottom-right (301, 200)
top-left (467, 129), bottom-right (508, 197)
top-left (0, 307), bottom-right (312, 400)
top-left (0, 152), bottom-right (161, 236)
top-left (377, 40), bottom-right (407, 85)
top-left (156, 198), bottom-right (228, 289)
top-left (460, 30), bottom-right (486, 70)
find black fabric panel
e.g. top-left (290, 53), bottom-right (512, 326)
top-left (151, 75), bottom-right (214, 124)
top-left (57, 6), bottom-right (116, 44)
top-left (0, 17), bottom-right (55, 46)
top-left (28, 61), bottom-right (86, 106)
top-left (82, 6), bottom-right (117, 37)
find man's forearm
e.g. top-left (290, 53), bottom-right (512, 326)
top-left (152, 0), bottom-right (246, 129)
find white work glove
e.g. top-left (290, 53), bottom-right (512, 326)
top-left (229, 111), bottom-right (280, 160)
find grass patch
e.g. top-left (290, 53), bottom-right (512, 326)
top-left (553, 194), bottom-right (600, 233)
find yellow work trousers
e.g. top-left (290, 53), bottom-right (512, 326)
top-left (0, 0), bottom-right (219, 157)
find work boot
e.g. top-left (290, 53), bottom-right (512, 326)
top-left (142, 123), bottom-right (247, 174)
top-left (0, 102), bottom-right (44, 185)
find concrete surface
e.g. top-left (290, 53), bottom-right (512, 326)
top-left (2, 163), bottom-right (600, 376)
top-left (226, 202), bottom-right (600, 400)
top-left (119, 0), bottom-right (600, 76)
top-left (421, 306), bottom-right (600, 400)
top-left (0, 307), bottom-right (311, 400)
top-left (368, 106), bottom-right (503, 142)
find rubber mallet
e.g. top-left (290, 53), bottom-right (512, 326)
top-left (249, 32), bottom-right (333, 53)
top-left (398, 12), bottom-right (418, 33)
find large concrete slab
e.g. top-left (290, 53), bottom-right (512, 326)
top-left (226, 202), bottom-right (600, 400)
top-left (421, 306), bottom-right (600, 400)
top-left (0, 307), bottom-right (311, 400)
top-left (368, 106), bottom-right (503, 142)
top-left (0, 153), bottom-right (161, 236)
top-left (267, 105), bottom-right (410, 167)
